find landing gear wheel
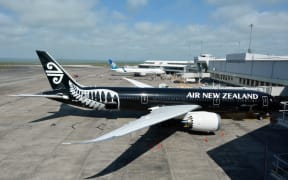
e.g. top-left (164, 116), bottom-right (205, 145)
top-left (256, 114), bottom-right (263, 120)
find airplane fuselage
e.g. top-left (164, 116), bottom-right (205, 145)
top-left (54, 85), bottom-right (278, 114)
top-left (18, 50), bottom-right (287, 144)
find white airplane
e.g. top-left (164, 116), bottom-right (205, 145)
top-left (108, 59), bottom-right (165, 76)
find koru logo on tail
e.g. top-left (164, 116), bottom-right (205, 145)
top-left (45, 62), bottom-right (64, 84)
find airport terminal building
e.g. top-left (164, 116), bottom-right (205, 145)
top-left (139, 53), bottom-right (288, 95)
top-left (138, 60), bottom-right (196, 74)
top-left (195, 52), bottom-right (288, 95)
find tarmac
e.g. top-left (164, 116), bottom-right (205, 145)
top-left (0, 65), bottom-right (288, 180)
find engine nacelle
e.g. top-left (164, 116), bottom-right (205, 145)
top-left (135, 72), bottom-right (146, 76)
top-left (182, 111), bottom-right (221, 132)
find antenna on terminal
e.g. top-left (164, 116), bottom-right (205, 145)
top-left (248, 24), bottom-right (253, 53)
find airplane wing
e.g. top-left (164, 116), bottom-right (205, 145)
top-left (63, 104), bottom-right (200, 144)
top-left (123, 77), bottom-right (153, 88)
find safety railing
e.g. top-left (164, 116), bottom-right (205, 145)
top-left (271, 153), bottom-right (288, 180)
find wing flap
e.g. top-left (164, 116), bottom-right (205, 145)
top-left (63, 105), bottom-right (200, 144)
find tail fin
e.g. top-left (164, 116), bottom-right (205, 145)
top-left (108, 59), bottom-right (118, 69)
top-left (36, 50), bottom-right (82, 90)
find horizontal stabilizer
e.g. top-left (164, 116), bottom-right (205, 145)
top-left (9, 94), bottom-right (69, 100)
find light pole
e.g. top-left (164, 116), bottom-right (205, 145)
top-left (248, 24), bottom-right (253, 53)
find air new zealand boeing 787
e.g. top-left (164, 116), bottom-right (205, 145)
top-left (13, 50), bottom-right (284, 144)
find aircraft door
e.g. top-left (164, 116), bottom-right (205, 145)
top-left (262, 96), bottom-right (268, 107)
top-left (141, 94), bottom-right (148, 104)
top-left (213, 97), bottom-right (220, 106)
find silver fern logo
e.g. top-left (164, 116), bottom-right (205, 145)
top-left (45, 62), bottom-right (64, 84)
top-left (69, 81), bottom-right (120, 110)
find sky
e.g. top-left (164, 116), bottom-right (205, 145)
top-left (0, 0), bottom-right (287, 61)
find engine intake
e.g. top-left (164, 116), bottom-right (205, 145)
top-left (182, 111), bottom-right (221, 132)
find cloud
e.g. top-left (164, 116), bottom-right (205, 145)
top-left (0, 12), bottom-right (13, 25)
top-left (208, 4), bottom-right (288, 54)
top-left (206, 0), bottom-right (285, 5)
top-left (0, 0), bottom-right (98, 29)
top-left (134, 22), bottom-right (166, 34)
top-left (111, 11), bottom-right (127, 21)
top-left (212, 4), bottom-right (288, 33)
top-left (126, 0), bottom-right (148, 10)
top-left (0, 0), bottom-right (287, 60)
top-left (206, 0), bottom-right (243, 5)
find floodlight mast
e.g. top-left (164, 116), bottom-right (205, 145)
top-left (248, 24), bottom-right (253, 53)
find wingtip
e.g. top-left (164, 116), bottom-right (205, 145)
top-left (62, 141), bottom-right (86, 145)
top-left (62, 136), bottom-right (113, 145)
top-left (62, 140), bottom-right (97, 145)
top-left (8, 94), bottom-right (33, 97)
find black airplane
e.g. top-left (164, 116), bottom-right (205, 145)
top-left (13, 50), bottom-right (282, 144)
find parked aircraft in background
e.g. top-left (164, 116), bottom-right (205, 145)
top-left (108, 59), bottom-right (165, 76)
top-left (12, 50), bottom-right (283, 144)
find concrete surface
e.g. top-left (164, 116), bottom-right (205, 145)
top-left (0, 65), bottom-right (287, 180)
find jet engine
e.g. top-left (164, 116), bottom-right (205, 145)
top-left (182, 111), bottom-right (221, 132)
top-left (136, 72), bottom-right (146, 76)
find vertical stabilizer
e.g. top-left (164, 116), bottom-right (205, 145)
top-left (108, 59), bottom-right (118, 69)
top-left (36, 50), bottom-right (82, 90)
